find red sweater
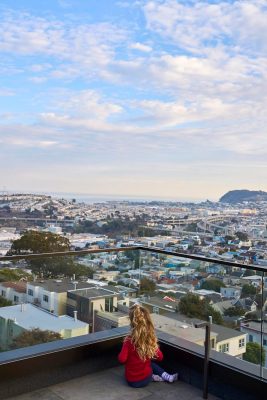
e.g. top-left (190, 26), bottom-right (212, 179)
top-left (118, 337), bottom-right (163, 382)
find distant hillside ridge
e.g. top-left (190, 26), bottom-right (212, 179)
top-left (219, 190), bottom-right (267, 203)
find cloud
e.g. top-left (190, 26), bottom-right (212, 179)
top-left (143, 0), bottom-right (267, 55)
top-left (0, 10), bottom-right (126, 80)
top-left (0, 2), bottom-right (267, 198)
top-left (129, 42), bottom-right (152, 52)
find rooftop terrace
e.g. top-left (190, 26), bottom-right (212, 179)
top-left (0, 246), bottom-right (266, 400)
top-left (7, 365), bottom-right (220, 400)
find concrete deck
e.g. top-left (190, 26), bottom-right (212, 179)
top-left (8, 366), bottom-right (221, 400)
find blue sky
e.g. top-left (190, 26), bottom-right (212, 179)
top-left (0, 0), bottom-right (267, 201)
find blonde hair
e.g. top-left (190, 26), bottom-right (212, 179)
top-left (127, 304), bottom-right (158, 361)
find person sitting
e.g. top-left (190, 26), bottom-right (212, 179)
top-left (118, 304), bottom-right (178, 388)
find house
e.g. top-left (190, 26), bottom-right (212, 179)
top-left (192, 289), bottom-right (222, 304)
top-left (211, 300), bottom-right (236, 316)
top-left (241, 275), bottom-right (262, 288)
top-left (138, 296), bottom-right (179, 315)
top-left (26, 279), bottom-right (94, 315)
top-left (152, 313), bottom-right (247, 359)
top-left (0, 303), bottom-right (89, 351)
top-left (240, 321), bottom-right (267, 368)
top-left (0, 281), bottom-right (27, 304)
top-left (220, 286), bottom-right (241, 299)
top-left (93, 270), bottom-right (119, 282)
top-left (66, 286), bottom-right (119, 332)
top-left (233, 298), bottom-right (257, 313)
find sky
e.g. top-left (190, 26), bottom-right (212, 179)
top-left (0, 0), bottom-right (267, 202)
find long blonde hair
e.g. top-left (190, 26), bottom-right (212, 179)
top-left (128, 304), bottom-right (158, 361)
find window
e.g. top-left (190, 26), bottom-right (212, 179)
top-left (219, 343), bottom-right (229, 353)
top-left (14, 295), bottom-right (19, 302)
top-left (211, 339), bottom-right (215, 349)
top-left (263, 339), bottom-right (267, 346)
top-left (239, 338), bottom-right (245, 348)
top-left (43, 295), bottom-right (49, 302)
top-left (249, 335), bottom-right (253, 343)
top-left (105, 297), bottom-right (114, 312)
top-left (28, 289), bottom-right (33, 296)
top-left (1, 290), bottom-right (6, 297)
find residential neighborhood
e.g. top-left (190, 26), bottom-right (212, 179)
top-left (0, 193), bottom-right (267, 372)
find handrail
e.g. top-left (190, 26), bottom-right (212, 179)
top-left (1, 245), bottom-right (266, 273)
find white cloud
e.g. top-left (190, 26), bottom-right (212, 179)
top-left (0, 11), bottom-right (126, 80)
top-left (129, 42), bottom-right (152, 52)
top-left (143, 0), bottom-right (267, 55)
top-left (29, 76), bottom-right (47, 84)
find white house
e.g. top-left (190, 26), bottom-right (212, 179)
top-left (0, 281), bottom-right (27, 304)
top-left (220, 286), bottom-right (241, 299)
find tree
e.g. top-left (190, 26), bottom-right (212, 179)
top-left (140, 277), bottom-right (156, 295)
top-left (8, 230), bottom-right (70, 255)
top-left (200, 279), bottom-right (226, 293)
top-left (224, 306), bottom-right (245, 317)
top-left (179, 293), bottom-right (223, 324)
top-left (243, 342), bottom-right (265, 366)
top-left (235, 231), bottom-right (249, 242)
top-left (0, 268), bottom-right (32, 282)
top-left (11, 328), bottom-right (62, 349)
top-left (0, 296), bottom-right (12, 307)
top-left (241, 284), bottom-right (256, 298)
top-left (7, 231), bottom-right (93, 279)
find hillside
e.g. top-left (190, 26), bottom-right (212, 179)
top-left (219, 190), bottom-right (267, 203)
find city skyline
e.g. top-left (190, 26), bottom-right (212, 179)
top-left (1, 0), bottom-right (267, 200)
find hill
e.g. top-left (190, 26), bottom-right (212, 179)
top-left (219, 190), bottom-right (267, 203)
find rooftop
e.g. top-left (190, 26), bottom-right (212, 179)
top-left (7, 365), bottom-right (221, 400)
top-left (71, 286), bottom-right (118, 299)
top-left (0, 303), bottom-right (88, 331)
top-left (29, 278), bottom-right (94, 293)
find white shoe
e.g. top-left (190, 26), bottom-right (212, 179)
top-left (162, 372), bottom-right (179, 383)
top-left (152, 374), bottom-right (164, 382)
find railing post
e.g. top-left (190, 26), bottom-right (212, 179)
top-left (195, 316), bottom-right (212, 399)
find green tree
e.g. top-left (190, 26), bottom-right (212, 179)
top-left (235, 231), bottom-right (249, 241)
top-left (11, 328), bottom-right (62, 349)
top-left (7, 231), bottom-right (92, 279)
top-left (224, 306), bottom-right (245, 317)
top-left (0, 296), bottom-right (12, 307)
top-left (243, 342), bottom-right (265, 366)
top-left (200, 279), bottom-right (226, 293)
top-left (140, 277), bottom-right (156, 295)
top-left (241, 284), bottom-right (257, 298)
top-left (179, 293), bottom-right (223, 324)
top-left (0, 268), bottom-right (32, 282)
top-left (8, 230), bottom-right (70, 255)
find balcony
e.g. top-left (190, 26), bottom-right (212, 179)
top-left (0, 246), bottom-right (267, 399)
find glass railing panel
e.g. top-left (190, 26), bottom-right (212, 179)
top-left (0, 246), bottom-right (266, 382)
top-left (0, 248), bottom-right (142, 353)
top-left (137, 249), bottom-right (266, 380)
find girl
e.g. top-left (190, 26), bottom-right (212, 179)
top-left (118, 304), bottom-right (178, 388)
